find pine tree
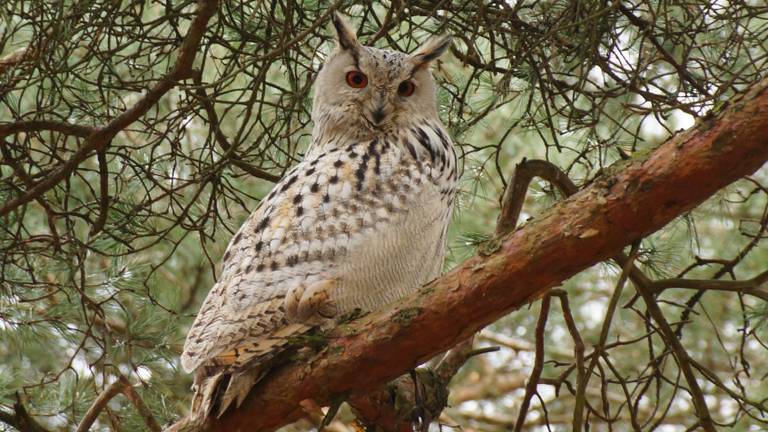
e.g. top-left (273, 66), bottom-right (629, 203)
top-left (1, 1), bottom-right (767, 431)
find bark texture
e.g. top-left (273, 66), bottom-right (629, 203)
top-left (190, 77), bottom-right (768, 431)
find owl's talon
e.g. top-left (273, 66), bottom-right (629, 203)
top-left (317, 302), bottom-right (338, 319)
top-left (285, 280), bottom-right (337, 325)
top-left (284, 284), bottom-right (304, 321)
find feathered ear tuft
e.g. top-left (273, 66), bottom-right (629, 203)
top-left (411, 35), bottom-right (452, 67)
top-left (331, 12), bottom-right (360, 52)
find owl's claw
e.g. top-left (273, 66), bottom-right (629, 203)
top-left (284, 279), bottom-right (337, 325)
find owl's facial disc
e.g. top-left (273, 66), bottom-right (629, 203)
top-left (311, 13), bottom-right (453, 137)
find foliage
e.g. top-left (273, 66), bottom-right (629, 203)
top-left (1, 0), bottom-right (767, 431)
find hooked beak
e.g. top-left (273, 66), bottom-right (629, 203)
top-left (371, 105), bottom-right (386, 124)
top-left (368, 91), bottom-right (389, 125)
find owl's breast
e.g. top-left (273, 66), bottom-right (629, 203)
top-left (327, 126), bottom-right (457, 313)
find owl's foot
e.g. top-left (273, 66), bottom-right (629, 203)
top-left (284, 279), bottom-right (338, 325)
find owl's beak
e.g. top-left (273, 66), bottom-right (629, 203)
top-left (371, 104), bottom-right (387, 124)
top-left (369, 93), bottom-right (389, 125)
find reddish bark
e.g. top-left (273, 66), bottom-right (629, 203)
top-left (193, 78), bottom-right (768, 431)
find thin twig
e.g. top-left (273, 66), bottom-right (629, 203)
top-left (89, 148), bottom-right (110, 237)
top-left (549, 289), bottom-right (587, 431)
top-left (633, 267), bottom-right (717, 431)
top-left (513, 294), bottom-right (551, 432)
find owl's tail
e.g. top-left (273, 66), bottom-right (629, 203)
top-left (189, 366), bottom-right (268, 420)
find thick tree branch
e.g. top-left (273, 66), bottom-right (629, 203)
top-left (177, 75), bottom-right (768, 432)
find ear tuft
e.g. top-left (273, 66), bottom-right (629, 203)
top-left (412, 35), bottom-right (452, 66)
top-left (331, 12), bottom-right (359, 51)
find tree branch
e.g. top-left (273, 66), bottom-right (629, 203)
top-left (174, 74), bottom-right (768, 432)
top-left (496, 158), bottom-right (579, 236)
top-left (76, 379), bottom-right (128, 432)
top-left (0, 121), bottom-right (96, 139)
top-left (76, 375), bottom-right (161, 432)
top-left (0, 46), bottom-right (32, 74)
top-left (0, 394), bottom-right (51, 432)
top-left (123, 383), bottom-right (162, 432)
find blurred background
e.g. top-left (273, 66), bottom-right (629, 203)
top-left (1, 1), bottom-right (767, 430)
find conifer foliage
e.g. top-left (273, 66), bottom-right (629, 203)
top-left (1, 1), bottom-right (767, 430)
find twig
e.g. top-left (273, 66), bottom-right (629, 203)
top-left (0, 120), bottom-right (95, 139)
top-left (89, 148), bottom-right (110, 237)
top-left (649, 270), bottom-right (768, 302)
top-left (549, 289), bottom-right (587, 431)
top-left (617, 4), bottom-right (710, 97)
top-left (574, 243), bottom-right (640, 430)
top-left (0, 143), bottom-right (62, 249)
top-left (513, 294), bottom-right (551, 432)
top-left (633, 269), bottom-right (717, 431)
top-left (190, 72), bottom-right (281, 183)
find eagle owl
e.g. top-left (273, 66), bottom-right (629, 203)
top-left (181, 13), bottom-right (457, 419)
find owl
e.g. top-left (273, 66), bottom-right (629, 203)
top-left (181, 13), bottom-right (457, 419)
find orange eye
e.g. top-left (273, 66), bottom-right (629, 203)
top-left (398, 80), bottom-right (415, 96)
top-left (346, 71), bottom-right (368, 88)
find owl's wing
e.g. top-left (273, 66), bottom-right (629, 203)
top-left (181, 132), bottom-right (453, 375)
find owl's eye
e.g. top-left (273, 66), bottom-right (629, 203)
top-left (346, 71), bottom-right (368, 88)
top-left (397, 80), bottom-right (415, 97)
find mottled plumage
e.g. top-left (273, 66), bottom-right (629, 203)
top-left (181, 13), bottom-right (457, 418)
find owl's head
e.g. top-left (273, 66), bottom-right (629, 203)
top-left (311, 13), bottom-right (451, 140)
